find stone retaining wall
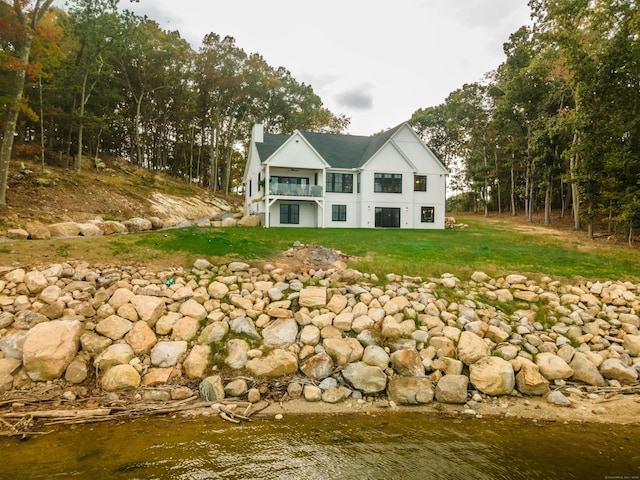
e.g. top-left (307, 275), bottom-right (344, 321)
top-left (0, 259), bottom-right (638, 409)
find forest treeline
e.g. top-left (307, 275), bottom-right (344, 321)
top-left (0, 0), bottom-right (349, 205)
top-left (410, 0), bottom-right (639, 242)
top-left (1, 1), bottom-right (639, 242)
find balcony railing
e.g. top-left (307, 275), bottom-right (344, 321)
top-left (269, 183), bottom-right (323, 197)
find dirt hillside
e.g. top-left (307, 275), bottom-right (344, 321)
top-left (0, 156), bottom-right (243, 234)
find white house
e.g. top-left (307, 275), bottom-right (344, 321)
top-left (243, 122), bottom-right (449, 229)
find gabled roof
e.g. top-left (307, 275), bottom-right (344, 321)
top-left (255, 123), bottom-right (406, 169)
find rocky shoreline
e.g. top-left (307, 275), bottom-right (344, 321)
top-left (1, 252), bottom-right (639, 430)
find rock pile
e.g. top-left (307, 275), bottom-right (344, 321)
top-left (0, 260), bottom-right (638, 409)
top-left (4, 213), bottom-right (260, 241)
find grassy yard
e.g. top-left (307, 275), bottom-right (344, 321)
top-left (127, 215), bottom-right (640, 282)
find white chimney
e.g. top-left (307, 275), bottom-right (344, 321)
top-left (252, 123), bottom-right (264, 143)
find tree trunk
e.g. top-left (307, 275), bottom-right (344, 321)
top-left (544, 175), bottom-right (552, 225)
top-left (570, 131), bottom-right (581, 230)
top-left (510, 156), bottom-right (516, 216)
top-left (0, 31), bottom-right (33, 207)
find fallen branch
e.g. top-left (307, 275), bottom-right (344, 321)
top-left (1, 408), bottom-right (111, 420)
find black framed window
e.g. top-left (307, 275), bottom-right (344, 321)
top-left (414, 175), bottom-right (427, 192)
top-left (421, 206), bottom-right (435, 223)
top-left (280, 204), bottom-right (299, 224)
top-left (374, 173), bottom-right (402, 193)
top-left (332, 204), bottom-right (347, 221)
top-left (326, 173), bottom-right (353, 193)
top-left (375, 207), bottom-right (401, 227)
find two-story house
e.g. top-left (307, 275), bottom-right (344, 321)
top-left (243, 122), bottom-right (448, 228)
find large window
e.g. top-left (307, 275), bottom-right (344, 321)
top-left (375, 207), bottom-right (401, 228)
top-left (280, 204), bottom-right (299, 224)
top-left (332, 204), bottom-right (347, 222)
top-left (326, 173), bottom-right (353, 193)
top-left (414, 175), bottom-right (427, 192)
top-left (421, 206), bottom-right (435, 223)
top-left (374, 173), bottom-right (402, 193)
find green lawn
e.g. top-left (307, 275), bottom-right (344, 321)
top-left (131, 215), bottom-right (640, 282)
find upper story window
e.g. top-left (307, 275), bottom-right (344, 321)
top-left (326, 173), bottom-right (353, 193)
top-left (414, 175), bottom-right (427, 192)
top-left (374, 173), bottom-right (402, 193)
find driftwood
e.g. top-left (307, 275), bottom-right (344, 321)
top-left (0, 395), bottom-right (273, 433)
top-left (2, 408), bottom-right (112, 420)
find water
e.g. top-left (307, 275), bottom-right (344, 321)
top-left (1, 413), bottom-right (638, 480)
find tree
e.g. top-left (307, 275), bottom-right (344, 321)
top-left (0, 0), bottom-right (55, 207)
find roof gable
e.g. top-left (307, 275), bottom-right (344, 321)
top-left (253, 122), bottom-right (445, 172)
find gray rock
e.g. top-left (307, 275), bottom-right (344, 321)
top-left (457, 331), bottom-right (490, 365)
top-left (600, 358), bottom-right (638, 384)
top-left (262, 317), bottom-right (298, 349)
top-left (387, 377), bottom-right (435, 405)
top-left (341, 361), bottom-right (387, 394)
top-left (229, 316), bottom-right (260, 340)
top-left (224, 378), bottom-right (249, 397)
top-left (321, 386), bottom-right (352, 403)
top-left (435, 375), bottom-right (469, 404)
top-left (199, 375), bottom-right (225, 401)
top-left (150, 341), bottom-right (188, 368)
top-left (546, 390), bottom-right (571, 406)
top-left (225, 339), bottom-right (249, 370)
top-left (300, 351), bottom-right (334, 381)
top-left (569, 352), bottom-right (605, 386)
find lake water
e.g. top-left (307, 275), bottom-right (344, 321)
top-left (1, 413), bottom-right (638, 479)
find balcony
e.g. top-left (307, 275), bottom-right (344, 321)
top-left (269, 183), bottom-right (323, 197)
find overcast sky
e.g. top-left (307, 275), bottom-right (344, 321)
top-left (63, 0), bottom-right (533, 135)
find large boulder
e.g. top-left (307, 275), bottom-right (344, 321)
top-left (387, 377), bottom-right (434, 405)
top-left (93, 344), bottom-right (135, 370)
top-left (246, 349), bottom-right (298, 377)
top-left (225, 339), bottom-right (249, 370)
top-left (300, 351), bottom-right (334, 381)
top-left (435, 374), bottom-right (469, 404)
top-left (469, 356), bottom-right (515, 396)
top-left (101, 364), bottom-right (141, 391)
top-left (125, 321), bottom-right (157, 354)
top-left (390, 349), bottom-right (425, 376)
top-left (341, 362), bottom-right (387, 394)
top-left (535, 352), bottom-right (574, 380)
top-left (47, 222), bottom-right (81, 237)
top-left (262, 318), bottom-right (298, 349)
top-left (131, 295), bottom-right (165, 326)
top-left (515, 360), bottom-right (550, 396)
top-left (22, 320), bottom-right (82, 381)
top-left (323, 337), bottom-right (364, 366)
top-left (150, 341), bottom-right (188, 368)
top-left (457, 331), bottom-right (490, 365)
top-left (569, 352), bottom-right (605, 386)
top-left (183, 345), bottom-right (211, 378)
top-left (600, 358), bottom-right (638, 384)
top-left (299, 287), bottom-right (327, 308)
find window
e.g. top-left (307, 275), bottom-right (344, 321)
top-left (258, 173), bottom-right (261, 191)
top-left (375, 207), bottom-right (401, 228)
top-left (421, 206), bottom-right (435, 223)
top-left (280, 204), bottom-right (299, 224)
top-left (414, 175), bottom-right (427, 192)
top-left (326, 173), bottom-right (353, 193)
top-left (374, 173), bottom-right (402, 193)
top-left (332, 204), bottom-right (347, 222)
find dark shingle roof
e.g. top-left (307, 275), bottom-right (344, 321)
top-left (256, 124), bottom-right (406, 169)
